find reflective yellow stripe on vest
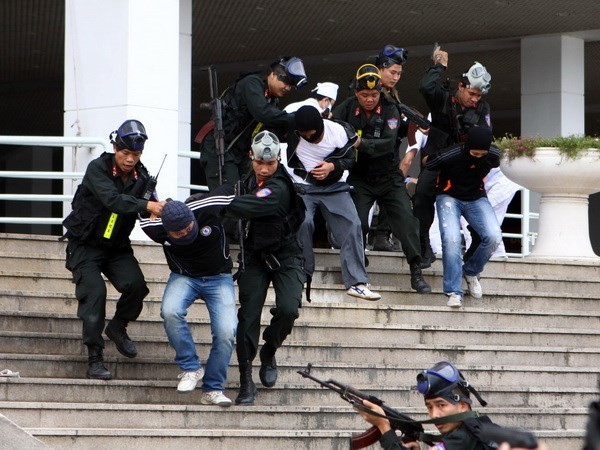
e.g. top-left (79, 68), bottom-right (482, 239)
top-left (103, 213), bottom-right (118, 239)
top-left (355, 130), bottom-right (362, 161)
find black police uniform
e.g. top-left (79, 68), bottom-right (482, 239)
top-left (372, 86), bottom-right (412, 249)
top-left (222, 164), bottom-right (305, 366)
top-left (413, 63), bottom-right (491, 261)
top-left (379, 415), bottom-right (494, 450)
top-left (199, 72), bottom-right (295, 190)
top-left (332, 97), bottom-right (421, 265)
top-left (62, 152), bottom-right (151, 350)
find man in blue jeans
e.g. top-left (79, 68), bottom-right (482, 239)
top-left (140, 190), bottom-right (237, 406)
top-left (425, 127), bottom-right (502, 308)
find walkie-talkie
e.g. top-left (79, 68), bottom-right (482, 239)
top-left (143, 154), bottom-right (167, 201)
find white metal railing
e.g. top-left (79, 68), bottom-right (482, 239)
top-left (0, 135), bottom-right (208, 226)
top-left (503, 188), bottom-right (539, 257)
top-left (0, 136), bottom-right (536, 256)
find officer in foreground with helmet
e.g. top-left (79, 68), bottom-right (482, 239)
top-left (221, 131), bottom-right (305, 405)
top-left (413, 46), bottom-right (493, 270)
top-left (197, 56), bottom-right (307, 190)
top-left (333, 65), bottom-right (431, 294)
top-left (62, 120), bottom-right (166, 380)
top-left (356, 361), bottom-right (548, 450)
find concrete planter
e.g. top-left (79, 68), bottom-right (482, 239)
top-left (500, 148), bottom-right (600, 259)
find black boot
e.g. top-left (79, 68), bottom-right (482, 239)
top-left (410, 258), bottom-right (432, 294)
top-left (419, 238), bottom-right (437, 269)
top-left (372, 230), bottom-right (395, 252)
top-left (105, 319), bottom-right (138, 358)
top-left (86, 346), bottom-right (112, 380)
top-left (235, 361), bottom-right (257, 405)
top-left (258, 344), bottom-right (278, 388)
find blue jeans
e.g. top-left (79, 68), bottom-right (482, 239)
top-left (436, 195), bottom-right (502, 295)
top-left (161, 272), bottom-right (237, 392)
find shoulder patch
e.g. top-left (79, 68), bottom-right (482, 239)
top-left (255, 187), bottom-right (272, 198)
top-left (387, 118), bottom-right (399, 130)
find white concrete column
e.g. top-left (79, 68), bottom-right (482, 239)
top-left (64, 0), bottom-right (192, 240)
top-left (521, 35), bottom-right (585, 137)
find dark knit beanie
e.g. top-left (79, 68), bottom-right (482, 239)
top-left (162, 201), bottom-right (194, 232)
top-left (295, 105), bottom-right (324, 132)
top-left (465, 126), bottom-right (493, 151)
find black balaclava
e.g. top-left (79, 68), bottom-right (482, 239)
top-left (295, 105), bottom-right (325, 143)
top-left (464, 126), bottom-right (493, 152)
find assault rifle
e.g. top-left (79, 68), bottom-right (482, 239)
top-left (198, 66), bottom-right (226, 185)
top-left (396, 101), bottom-right (432, 131)
top-left (297, 364), bottom-right (433, 449)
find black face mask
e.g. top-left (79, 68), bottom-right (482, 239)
top-left (169, 220), bottom-right (199, 246)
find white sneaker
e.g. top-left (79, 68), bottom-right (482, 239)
top-left (446, 293), bottom-right (463, 308)
top-left (200, 390), bottom-right (233, 407)
top-left (177, 368), bottom-right (204, 392)
top-left (346, 284), bottom-right (381, 301)
top-left (464, 275), bottom-right (483, 299)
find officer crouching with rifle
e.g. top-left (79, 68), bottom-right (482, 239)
top-left (355, 361), bottom-right (546, 450)
top-left (220, 131), bottom-right (305, 405)
top-left (62, 120), bottom-right (166, 380)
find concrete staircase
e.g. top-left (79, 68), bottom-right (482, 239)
top-left (0, 232), bottom-right (597, 449)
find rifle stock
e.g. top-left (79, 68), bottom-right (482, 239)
top-left (351, 425), bottom-right (381, 450)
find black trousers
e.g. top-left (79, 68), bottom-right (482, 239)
top-left (412, 167), bottom-right (439, 245)
top-left (235, 245), bottom-right (304, 364)
top-left (66, 240), bottom-right (148, 348)
top-left (348, 172), bottom-right (421, 262)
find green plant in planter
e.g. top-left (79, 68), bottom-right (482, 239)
top-left (494, 134), bottom-right (600, 161)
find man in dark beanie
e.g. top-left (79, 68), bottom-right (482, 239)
top-left (425, 126), bottom-right (502, 308)
top-left (140, 192), bottom-right (237, 406)
top-left (285, 105), bottom-right (381, 301)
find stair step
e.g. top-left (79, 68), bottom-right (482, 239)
top-left (3, 402), bottom-right (588, 431)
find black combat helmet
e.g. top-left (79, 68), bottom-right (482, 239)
top-left (110, 119), bottom-right (148, 152)
top-left (376, 45), bottom-right (408, 68)
top-left (355, 64), bottom-right (382, 91)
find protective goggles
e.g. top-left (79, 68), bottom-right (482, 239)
top-left (379, 45), bottom-right (408, 66)
top-left (417, 361), bottom-right (460, 396)
top-left (278, 57), bottom-right (307, 89)
top-left (114, 120), bottom-right (148, 151)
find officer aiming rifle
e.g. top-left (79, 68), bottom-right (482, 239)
top-left (298, 363), bottom-right (541, 450)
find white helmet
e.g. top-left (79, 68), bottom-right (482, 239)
top-left (251, 131), bottom-right (280, 161)
top-left (463, 62), bottom-right (491, 95)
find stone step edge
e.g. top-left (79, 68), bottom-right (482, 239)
top-left (2, 331), bottom-right (599, 354)
top-left (24, 427), bottom-right (585, 438)
top-left (3, 231), bottom-right (599, 267)
top-left (0, 377), bottom-right (597, 394)
top-left (2, 266), bottom-right (600, 286)
top-left (3, 290), bottom-right (600, 317)
top-left (2, 353), bottom-right (599, 375)
top-left (2, 401), bottom-right (588, 415)
top-left (3, 310), bottom-right (600, 336)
